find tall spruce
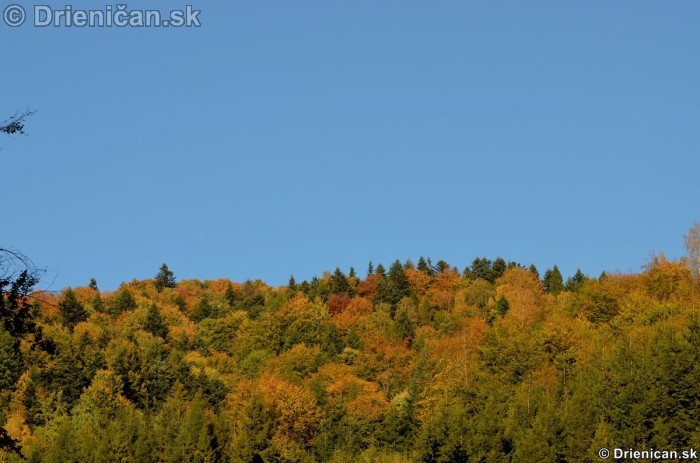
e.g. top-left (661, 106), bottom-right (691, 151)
top-left (58, 288), bottom-right (88, 331)
top-left (154, 263), bottom-right (177, 292)
top-left (144, 304), bottom-right (169, 339)
top-left (110, 288), bottom-right (137, 316)
top-left (543, 265), bottom-right (565, 295)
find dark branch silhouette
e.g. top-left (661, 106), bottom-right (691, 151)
top-left (1, 108), bottom-right (37, 135)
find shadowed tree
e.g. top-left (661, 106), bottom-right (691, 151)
top-left (110, 287), bottom-right (137, 316)
top-left (0, 249), bottom-right (47, 456)
top-left (58, 288), bottom-right (88, 331)
top-left (528, 264), bottom-right (540, 280)
top-left (0, 249), bottom-right (42, 340)
top-left (565, 269), bottom-right (587, 292)
top-left (155, 263), bottom-right (177, 292)
top-left (376, 260), bottom-right (410, 316)
top-left (543, 265), bottom-right (564, 295)
top-left (144, 304), bottom-right (169, 339)
top-left (331, 268), bottom-right (353, 296)
top-left (417, 256), bottom-right (434, 275)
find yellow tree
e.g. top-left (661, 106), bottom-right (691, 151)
top-left (684, 223), bottom-right (700, 280)
top-left (496, 268), bottom-right (544, 328)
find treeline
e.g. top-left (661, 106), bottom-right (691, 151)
top-left (0, 254), bottom-right (699, 462)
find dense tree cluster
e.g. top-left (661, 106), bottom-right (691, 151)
top-left (0, 250), bottom-right (699, 462)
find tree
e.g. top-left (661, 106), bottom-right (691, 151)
top-left (417, 257), bottom-right (434, 275)
top-left (684, 223), bottom-right (700, 279)
top-left (492, 257), bottom-right (507, 281)
top-left (58, 288), bottom-right (88, 331)
top-left (154, 263), bottom-right (177, 292)
top-left (376, 260), bottom-right (410, 315)
top-left (110, 288), bottom-right (137, 316)
top-left (434, 260), bottom-right (450, 274)
top-left (375, 263), bottom-right (386, 278)
top-left (91, 292), bottom-right (105, 313)
top-left (543, 265), bottom-right (564, 295)
top-left (0, 249), bottom-right (47, 457)
top-left (392, 307), bottom-right (415, 344)
top-left (0, 327), bottom-right (23, 390)
top-left (235, 392), bottom-right (272, 462)
top-left (465, 257), bottom-right (494, 283)
top-left (496, 295), bottom-right (510, 316)
top-left (565, 269), bottom-right (587, 292)
top-left (331, 268), bottom-right (353, 296)
top-left (88, 278), bottom-right (99, 291)
top-left (528, 264), bottom-right (540, 280)
top-left (0, 248), bottom-right (42, 340)
top-left (144, 304), bottom-right (169, 339)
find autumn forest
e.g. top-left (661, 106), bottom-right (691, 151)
top-left (1, 229), bottom-right (699, 462)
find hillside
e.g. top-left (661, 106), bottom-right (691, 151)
top-left (1, 254), bottom-right (698, 462)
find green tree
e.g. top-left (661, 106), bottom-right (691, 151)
top-left (110, 288), bottom-right (137, 316)
top-left (59, 288), bottom-right (88, 331)
top-left (434, 260), bottom-right (450, 274)
top-left (392, 307), bottom-right (415, 344)
top-left (0, 249), bottom-right (42, 340)
top-left (192, 295), bottom-right (213, 322)
top-left (331, 268), bottom-right (353, 296)
top-left (0, 327), bottom-right (23, 390)
top-left (171, 395), bottom-right (218, 462)
top-left (496, 295), bottom-right (510, 316)
top-left (144, 304), bottom-right (169, 339)
top-left (465, 257), bottom-right (495, 282)
top-left (155, 263), bottom-right (177, 292)
top-left (375, 263), bottom-right (386, 278)
top-left (91, 292), bottom-right (105, 313)
top-left (224, 282), bottom-right (239, 308)
top-left (376, 260), bottom-right (410, 315)
top-left (492, 257), bottom-right (507, 280)
top-left (235, 392), bottom-right (272, 462)
top-left (528, 264), bottom-right (540, 280)
top-left (565, 269), bottom-right (587, 292)
top-left (417, 256), bottom-right (434, 275)
top-left (543, 265), bottom-right (564, 295)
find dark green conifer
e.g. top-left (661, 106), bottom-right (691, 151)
top-left (58, 288), bottom-right (88, 331)
top-left (144, 304), bottom-right (169, 339)
top-left (543, 265), bottom-right (565, 295)
top-left (110, 288), bottom-right (137, 316)
top-left (565, 269), bottom-right (587, 292)
top-left (154, 263), bottom-right (177, 292)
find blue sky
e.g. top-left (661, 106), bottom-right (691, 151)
top-left (3, 1), bottom-right (699, 291)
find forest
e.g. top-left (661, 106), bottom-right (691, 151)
top-left (1, 234), bottom-right (699, 462)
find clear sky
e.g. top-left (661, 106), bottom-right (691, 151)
top-left (3, 1), bottom-right (699, 291)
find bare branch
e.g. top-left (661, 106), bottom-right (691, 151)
top-left (0, 248), bottom-right (45, 284)
top-left (1, 108), bottom-right (37, 135)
